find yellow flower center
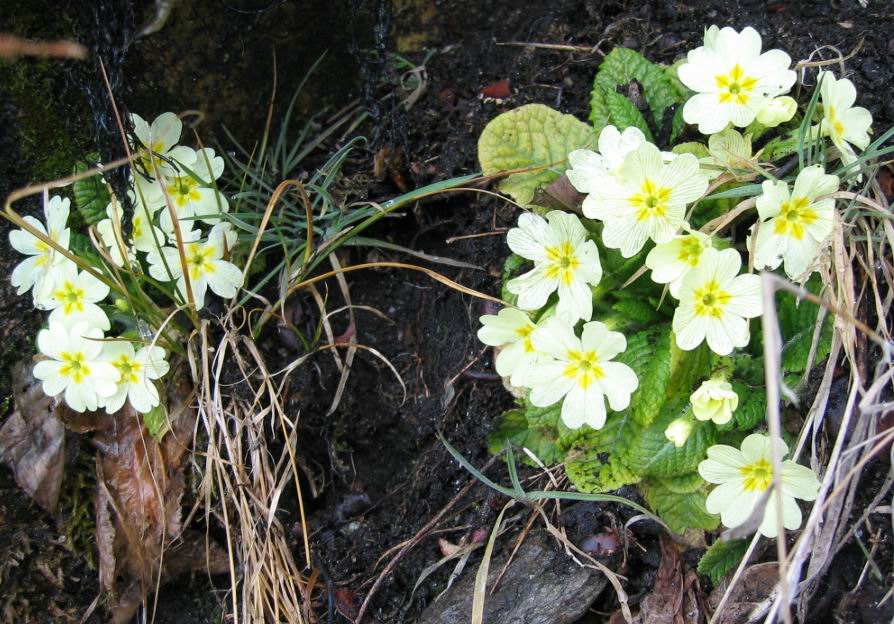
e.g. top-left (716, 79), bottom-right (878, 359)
top-left (59, 352), bottom-right (91, 384)
top-left (715, 64), bottom-right (758, 105)
top-left (630, 179), bottom-right (673, 222)
top-left (515, 325), bottom-right (536, 353)
top-left (693, 279), bottom-right (732, 318)
top-left (678, 237), bottom-right (706, 267)
top-left (741, 458), bottom-right (773, 492)
top-left (111, 354), bottom-right (143, 384)
top-left (172, 176), bottom-right (202, 207)
top-left (825, 105), bottom-right (845, 139)
top-left (54, 280), bottom-right (86, 315)
top-left (772, 196), bottom-right (818, 241)
top-left (563, 350), bottom-right (605, 389)
top-left (543, 241), bottom-right (581, 286)
top-left (186, 243), bottom-right (217, 280)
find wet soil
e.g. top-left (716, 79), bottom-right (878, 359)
top-left (1, 0), bottom-right (893, 622)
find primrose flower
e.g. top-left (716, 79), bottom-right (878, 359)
top-left (39, 263), bottom-right (111, 331)
top-left (131, 112), bottom-right (197, 181)
top-left (158, 147), bottom-right (229, 234)
top-left (477, 308), bottom-right (541, 387)
top-left (698, 433), bottom-right (820, 537)
top-left (672, 248), bottom-right (762, 355)
top-left (678, 26), bottom-right (797, 135)
top-left (585, 143), bottom-right (708, 257)
top-left (567, 125), bottom-right (650, 188)
top-left (506, 211), bottom-right (602, 324)
top-left (147, 222), bottom-right (242, 310)
top-left (751, 165), bottom-right (837, 280)
top-left (99, 341), bottom-right (170, 414)
top-left (9, 195), bottom-right (74, 303)
top-left (699, 129), bottom-right (755, 180)
top-left (32, 321), bottom-right (119, 413)
top-left (756, 96), bottom-right (797, 128)
top-left (817, 71), bottom-right (873, 168)
top-left (690, 378), bottom-right (738, 425)
top-left (528, 318), bottom-right (638, 430)
top-left (645, 227), bottom-right (713, 298)
top-left (665, 417), bottom-right (694, 448)
top-left (96, 197), bottom-right (165, 266)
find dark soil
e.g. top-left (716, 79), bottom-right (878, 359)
top-left (1, 0), bottom-right (893, 622)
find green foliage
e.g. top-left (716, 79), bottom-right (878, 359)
top-left (616, 326), bottom-right (673, 426)
top-left (477, 103), bottom-right (598, 206)
top-left (487, 406), bottom-right (562, 465)
top-left (698, 539), bottom-right (750, 584)
top-left (642, 475), bottom-right (720, 533)
top-left (776, 277), bottom-right (834, 374)
top-left (143, 403), bottom-right (169, 440)
top-left (589, 48), bottom-right (686, 141)
top-left (725, 381), bottom-right (766, 431)
top-left (611, 297), bottom-right (665, 324)
top-left (500, 253), bottom-right (527, 306)
top-left (562, 415), bottom-right (642, 493)
top-left (626, 399), bottom-right (717, 478)
top-left (72, 159), bottom-right (111, 225)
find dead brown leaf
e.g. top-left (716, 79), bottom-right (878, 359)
top-left (708, 562), bottom-right (778, 624)
top-left (628, 534), bottom-right (706, 624)
top-left (0, 362), bottom-right (66, 512)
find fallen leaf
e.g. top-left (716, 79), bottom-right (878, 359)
top-left (708, 562), bottom-right (778, 624)
top-left (629, 534), bottom-right (706, 624)
top-left (0, 362), bottom-right (66, 512)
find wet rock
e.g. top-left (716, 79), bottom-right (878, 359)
top-left (417, 532), bottom-right (607, 624)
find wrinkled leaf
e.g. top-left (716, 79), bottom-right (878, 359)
top-left (642, 476), bottom-right (719, 533)
top-left (698, 538), bottom-right (750, 585)
top-left (0, 363), bottom-right (66, 512)
top-left (478, 103), bottom-right (597, 206)
top-left (72, 159), bottom-right (111, 225)
top-left (487, 408), bottom-right (562, 466)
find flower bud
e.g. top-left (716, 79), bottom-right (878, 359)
top-left (690, 378), bottom-right (739, 425)
top-left (114, 298), bottom-right (131, 313)
top-left (756, 96), bottom-right (797, 128)
top-left (665, 418), bottom-right (694, 448)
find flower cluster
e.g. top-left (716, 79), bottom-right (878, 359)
top-left (8, 112), bottom-right (243, 414)
top-left (478, 24), bottom-right (844, 537)
top-left (479, 210), bottom-right (638, 430)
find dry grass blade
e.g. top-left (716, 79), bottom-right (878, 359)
top-left (472, 501), bottom-right (514, 624)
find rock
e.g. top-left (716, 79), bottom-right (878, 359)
top-left (417, 532), bottom-right (608, 624)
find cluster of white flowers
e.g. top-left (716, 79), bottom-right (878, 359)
top-left (479, 210), bottom-right (638, 430)
top-left (480, 25), bottom-right (844, 536)
top-left (8, 112), bottom-right (242, 414)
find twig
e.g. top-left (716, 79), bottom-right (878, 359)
top-left (496, 41), bottom-right (604, 55)
top-left (0, 33), bottom-right (87, 59)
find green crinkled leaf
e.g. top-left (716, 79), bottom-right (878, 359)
top-left (611, 298), bottom-right (665, 324)
top-left (641, 477), bottom-right (720, 533)
top-left (626, 397), bottom-right (717, 478)
top-left (487, 408), bottom-right (563, 466)
top-left (590, 48), bottom-right (684, 138)
top-left (659, 472), bottom-right (705, 494)
top-left (777, 277), bottom-right (834, 374)
top-left (616, 326), bottom-right (672, 426)
top-left (478, 103), bottom-right (598, 206)
top-left (522, 401), bottom-right (562, 428)
top-left (72, 159), bottom-right (110, 225)
top-left (727, 381), bottom-right (766, 431)
top-left (667, 338), bottom-right (712, 400)
top-left (698, 539), bottom-right (750, 585)
top-left (600, 86), bottom-right (652, 139)
top-left (561, 413), bottom-right (642, 493)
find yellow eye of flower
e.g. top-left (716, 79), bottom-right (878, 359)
top-left (113, 354), bottom-right (143, 384)
top-left (693, 279), bottom-right (732, 318)
top-left (563, 350), bottom-right (605, 388)
top-left (772, 196), bottom-right (818, 241)
top-left (59, 351), bottom-right (91, 384)
top-left (630, 179), bottom-right (673, 221)
top-left (544, 241), bottom-right (581, 285)
top-left (715, 64), bottom-right (758, 105)
top-left (54, 281), bottom-right (86, 314)
top-left (678, 237), bottom-right (705, 267)
top-left (741, 458), bottom-right (773, 492)
top-left (187, 245), bottom-right (217, 280)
